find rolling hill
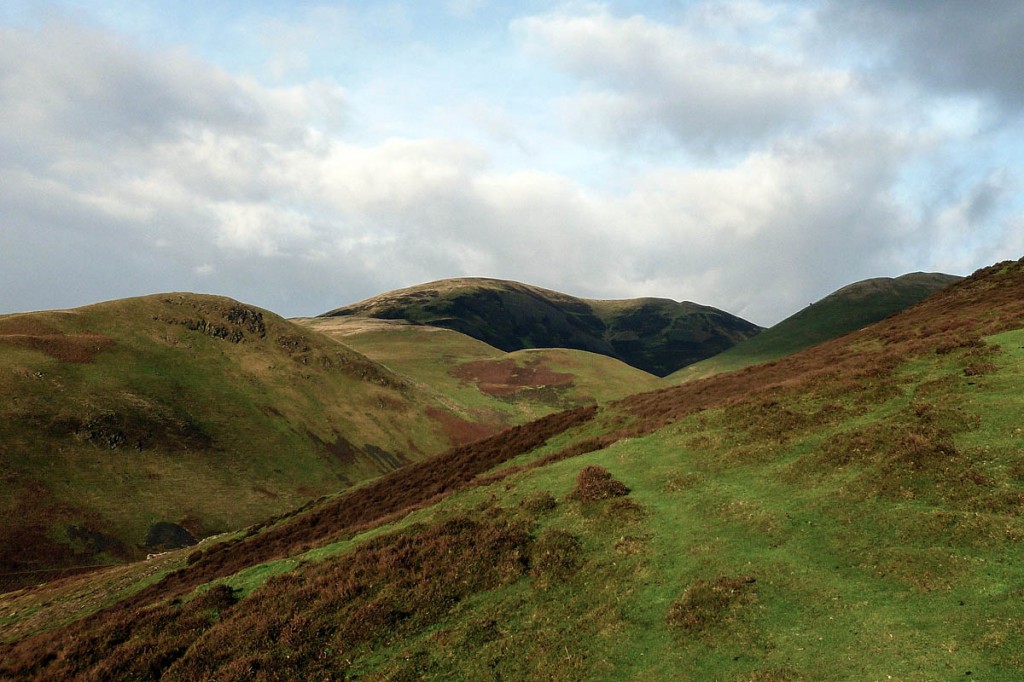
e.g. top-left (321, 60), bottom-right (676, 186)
top-left (4, 257), bottom-right (1024, 679)
top-left (298, 315), bottom-right (666, 420)
top-left (320, 277), bottom-right (762, 376)
top-left (0, 293), bottom-right (514, 589)
top-left (671, 271), bottom-right (961, 382)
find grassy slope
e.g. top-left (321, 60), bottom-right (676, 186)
top-left (0, 294), bottom-right (501, 588)
top-left (321, 277), bottom-right (762, 376)
top-left (299, 316), bottom-right (665, 423)
top-left (4, 258), bottom-right (1024, 679)
top-left (672, 272), bottom-right (961, 382)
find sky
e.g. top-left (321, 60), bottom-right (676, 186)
top-left (1, 1), bottom-right (1022, 326)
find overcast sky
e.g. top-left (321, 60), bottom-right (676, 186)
top-left (2, 1), bottom-right (1022, 325)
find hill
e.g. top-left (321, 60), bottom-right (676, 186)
top-left (0, 293), bottom-right (512, 590)
top-left (298, 316), bottom-right (666, 420)
top-left (671, 271), bottom-right (961, 381)
top-left (320, 277), bottom-right (762, 376)
top-left (4, 257), bottom-right (1024, 679)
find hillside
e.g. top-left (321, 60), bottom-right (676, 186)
top-left (4, 257), bottom-right (1024, 679)
top-left (298, 316), bottom-right (666, 420)
top-left (0, 294), bottom-right (511, 590)
top-left (320, 277), bottom-right (762, 376)
top-left (672, 271), bottom-right (961, 382)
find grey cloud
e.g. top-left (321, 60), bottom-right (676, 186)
top-left (823, 0), bottom-right (1024, 110)
top-left (0, 21), bottom-right (274, 152)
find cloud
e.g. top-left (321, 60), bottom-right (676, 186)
top-left (823, 0), bottom-right (1024, 112)
top-left (513, 5), bottom-right (854, 153)
top-left (1, 7), bottom-right (1021, 328)
top-left (0, 21), bottom-right (265, 152)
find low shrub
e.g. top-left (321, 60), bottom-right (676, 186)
top-left (520, 490), bottom-right (557, 514)
top-left (666, 575), bottom-right (757, 633)
top-left (530, 529), bottom-right (583, 589)
top-left (568, 465), bottom-right (629, 502)
top-left (963, 362), bottom-right (997, 377)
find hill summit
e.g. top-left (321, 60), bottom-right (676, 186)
top-left (673, 271), bottom-right (961, 380)
top-left (321, 278), bottom-right (762, 376)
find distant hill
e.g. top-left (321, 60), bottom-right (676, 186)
top-left (299, 316), bottom-right (666, 417)
top-left (670, 272), bottom-right (961, 381)
top-left (320, 278), bottom-right (762, 376)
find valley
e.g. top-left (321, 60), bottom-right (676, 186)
top-left (3, 260), bottom-right (1024, 679)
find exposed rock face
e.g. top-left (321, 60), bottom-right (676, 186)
top-left (156, 299), bottom-right (267, 343)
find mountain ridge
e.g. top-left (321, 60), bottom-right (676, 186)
top-left (321, 277), bottom-right (763, 376)
top-left (671, 271), bottom-right (961, 381)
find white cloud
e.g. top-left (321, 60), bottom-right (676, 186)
top-left (0, 5), bottom-right (1021, 327)
top-left (513, 5), bottom-right (854, 153)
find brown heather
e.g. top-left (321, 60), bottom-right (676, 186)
top-left (666, 575), bottom-right (758, 634)
top-left (0, 405), bottom-right (596, 679)
top-left (1, 516), bottom-right (535, 680)
top-left (568, 465), bottom-right (630, 502)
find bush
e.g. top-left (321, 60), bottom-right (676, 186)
top-left (666, 576), bottom-right (757, 633)
top-left (530, 529), bottom-right (583, 589)
top-left (568, 465), bottom-right (629, 502)
top-left (520, 490), bottom-right (557, 514)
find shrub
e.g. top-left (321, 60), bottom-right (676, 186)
top-left (568, 465), bottom-right (629, 502)
top-left (530, 529), bottom-right (583, 589)
top-left (666, 576), bottom-right (757, 633)
top-left (187, 584), bottom-right (238, 614)
top-left (963, 362), bottom-right (997, 377)
top-left (520, 490), bottom-right (557, 514)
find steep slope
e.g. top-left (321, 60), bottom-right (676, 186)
top-left (0, 294), bottom-right (504, 589)
top-left (320, 278), bottom-right (762, 376)
top-left (299, 316), bottom-right (666, 421)
top-left (672, 271), bottom-right (961, 381)
top-left (5, 258), bottom-right (1024, 680)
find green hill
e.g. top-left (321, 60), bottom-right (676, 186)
top-left (0, 293), bottom-right (509, 589)
top-left (320, 278), bottom-right (762, 376)
top-left (5, 258), bottom-right (1024, 679)
top-left (298, 316), bottom-right (666, 421)
top-left (671, 271), bottom-right (961, 382)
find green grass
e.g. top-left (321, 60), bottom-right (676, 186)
top-left (210, 325), bottom-right (1020, 679)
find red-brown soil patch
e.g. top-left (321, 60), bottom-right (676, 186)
top-left (451, 357), bottom-right (574, 396)
top-left (0, 318), bottom-right (115, 363)
top-left (425, 406), bottom-right (501, 446)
